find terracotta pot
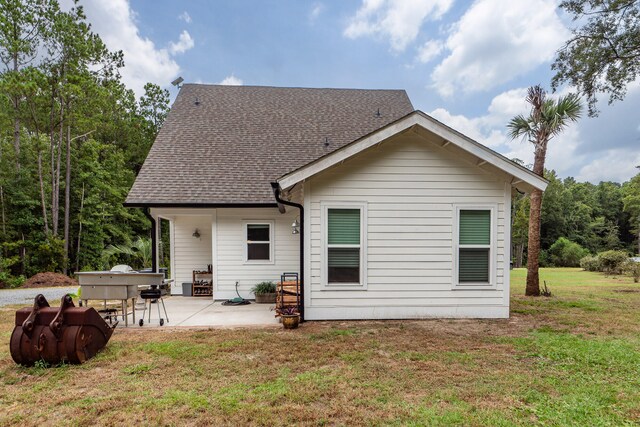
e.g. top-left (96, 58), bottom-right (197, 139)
top-left (281, 314), bottom-right (300, 329)
top-left (254, 293), bottom-right (276, 304)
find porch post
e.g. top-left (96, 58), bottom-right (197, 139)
top-left (145, 208), bottom-right (158, 273)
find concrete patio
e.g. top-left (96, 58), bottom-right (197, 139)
top-left (127, 297), bottom-right (279, 328)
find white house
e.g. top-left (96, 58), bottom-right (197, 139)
top-left (125, 84), bottom-right (546, 320)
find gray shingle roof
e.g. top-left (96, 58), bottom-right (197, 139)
top-left (125, 84), bottom-right (414, 205)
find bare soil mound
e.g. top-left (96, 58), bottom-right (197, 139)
top-left (23, 272), bottom-right (78, 288)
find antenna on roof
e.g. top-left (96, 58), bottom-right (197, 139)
top-left (375, 108), bottom-right (382, 118)
top-left (194, 96), bottom-right (200, 106)
top-left (171, 76), bottom-right (184, 89)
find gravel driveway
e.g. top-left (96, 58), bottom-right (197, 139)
top-left (0, 287), bottom-right (78, 307)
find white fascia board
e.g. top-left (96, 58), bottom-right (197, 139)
top-left (277, 112), bottom-right (547, 192)
top-left (414, 113), bottom-right (547, 191)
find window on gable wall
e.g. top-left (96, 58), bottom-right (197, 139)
top-left (328, 208), bottom-right (361, 283)
top-left (456, 208), bottom-right (493, 286)
top-left (323, 205), bottom-right (366, 287)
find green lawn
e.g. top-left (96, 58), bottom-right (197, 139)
top-left (0, 268), bottom-right (638, 426)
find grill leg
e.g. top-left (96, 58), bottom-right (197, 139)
top-left (160, 298), bottom-right (169, 323)
top-left (141, 300), bottom-right (147, 326)
top-left (156, 298), bottom-right (162, 323)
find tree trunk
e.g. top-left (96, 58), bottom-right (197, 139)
top-left (38, 148), bottom-right (49, 234)
top-left (526, 141), bottom-right (548, 296)
top-left (0, 186), bottom-right (6, 238)
top-left (12, 44), bottom-right (20, 171)
top-left (52, 100), bottom-right (64, 236)
top-left (526, 188), bottom-right (543, 296)
top-left (515, 243), bottom-right (524, 268)
top-left (20, 233), bottom-right (26, 276)
top-left (63, 120), bottom-right (71, 275)
top-left (76, 183), bottom-right (85, 272)
top-left (49, 90), bottom-right (57, 237)
top-left (13, 99), bottom-right (20, 171)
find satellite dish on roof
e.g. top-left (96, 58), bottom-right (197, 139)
top-left (171, 76), bottom-right (184, 88)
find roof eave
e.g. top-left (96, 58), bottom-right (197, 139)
top-left (123, 202), bottom-right (278, 208)
top-left (277, 111), bottom-right (548, 192)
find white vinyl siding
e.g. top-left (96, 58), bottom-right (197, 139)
top-left (216, 209), bottom-right (298, 299)
top-left (172, 215), bottom-right (214, 294)
top-left (305, 130), bottom-right (510, 319)
top-left (152, 207), bottom-right (299, 300)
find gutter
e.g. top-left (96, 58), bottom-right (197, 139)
top-left (270, 182), bottom-right (304, 322)
top-left (123, 202), bottom-right (278, 208)
top-left (143, 208), bottom-right (158, 273)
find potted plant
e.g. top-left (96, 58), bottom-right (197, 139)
top-left (251, 281), bottom-right (277, 303)
top-left (280, 306), bottom-right (300, 329)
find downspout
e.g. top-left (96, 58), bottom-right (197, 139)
top-left (271, 182), bottom-right (304, 322)
top-left (143, 208), bottom-right (158, 273)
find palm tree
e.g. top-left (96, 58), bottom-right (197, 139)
top-left (102, 237), bottom-right (152, 270)
top-left (508, 85), bottom-right (582, 296)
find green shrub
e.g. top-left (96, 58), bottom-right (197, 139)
top-left (539, 250), bottom-right (550, 267)
top-left (251, 281), bottom-right (276, 294)
top-left (0, 255), bottom-right (25, 288)
top-left (0, 271), bottom-right (26, 289)
top-left (548, 237), bottom-right (589, 267)
top-left (580, 255), bottom-right (601, 272)
top-left (623, 260), bottom-right (640, 283)
top-left (597, 250), bottom-right (629, 275)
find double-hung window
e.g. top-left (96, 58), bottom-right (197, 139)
top-left (455, 207), bottom-right (494, 287)
top-left (244, 221), bottom-right (274, 263)
top-left (323, 203), bottom-right (367, 288)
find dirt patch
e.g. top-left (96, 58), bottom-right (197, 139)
top-left (22, 272), bottom-right (77, 289)
top-left (614, 289), bottom-right (640, 293)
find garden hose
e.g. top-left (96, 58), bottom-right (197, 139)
top-left (222, 281), bottom-right (251, 306)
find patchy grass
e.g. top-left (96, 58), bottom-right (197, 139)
top-left (0, 268), bottom-right (638, 425)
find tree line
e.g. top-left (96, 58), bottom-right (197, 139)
top-left (512, 169), bottom-right (640, 268)
top-left (0, 0), bottom-right (169, 286)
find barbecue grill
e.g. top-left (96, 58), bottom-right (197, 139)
top-left (139, 285), bottom-right (169, 326)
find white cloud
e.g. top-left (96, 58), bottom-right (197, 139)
top-left (577, 150), bottom-right (640, 182)
top-left (218, 75), bottom-right (243, 86)
top-left (416, 39), bottom-right (443, 63)
top-left (61, 0), bottom-right (181, 97)
top-left (168, 30), bottom-right (195, 55)
top-left (431, 0), bottom-right (568, 97)
top-left (429, 87), bottom-right (585, 177)
top-left (344, 0), bottom-right (453, 52)
top-left (309, 3), bottom-right (324, 21)
top-left (178, 11), bottom-right (192, 23)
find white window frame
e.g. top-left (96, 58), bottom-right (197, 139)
top-left (242, 220), bottom-right (275, 264)
top-left (321, 201), bottom-right (368, 290)
top-left (452, 205), bottom-right (497, 289)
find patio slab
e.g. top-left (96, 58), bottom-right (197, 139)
top-left (129, 296), bottom-right (279, 328)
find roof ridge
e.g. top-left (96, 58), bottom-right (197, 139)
top-left (182, 83), bottom-right (408, 92)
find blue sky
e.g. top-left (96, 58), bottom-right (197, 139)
top-left (73, 0), bottom-right (640, 183)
